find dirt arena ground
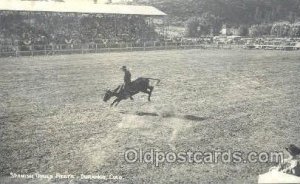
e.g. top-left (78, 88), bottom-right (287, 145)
top-left (0, 49), bottom-right (300, 183)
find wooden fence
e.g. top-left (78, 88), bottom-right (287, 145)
top-left (1, 41), bottom-right (298, 58)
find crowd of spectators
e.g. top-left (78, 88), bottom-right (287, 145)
top-left (0, 11), bottom-right (158, 51)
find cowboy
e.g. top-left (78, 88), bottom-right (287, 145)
top-left (121, 66), bottom-right (133, 100)
top-left (121, 66), bottom-right (131, 86)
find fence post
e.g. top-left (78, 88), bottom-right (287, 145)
top-left (16, 46), bottom-right (19, 57)
top-left (31, 45), bottom-right (33, 56)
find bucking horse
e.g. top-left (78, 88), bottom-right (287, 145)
top-left (103, 77), bottom-right (160, 107)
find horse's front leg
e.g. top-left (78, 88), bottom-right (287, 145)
top-left (110, 98), bottom-right (119, 107)
top-left (114, 99), bottom-right (122, 106)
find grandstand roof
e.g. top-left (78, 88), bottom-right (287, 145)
top-left (0, 1), bottom-right (166, 16)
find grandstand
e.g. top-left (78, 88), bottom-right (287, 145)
top-left (0, 0), bottom-right (166, 56)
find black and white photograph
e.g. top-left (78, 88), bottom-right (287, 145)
top-left (0, 0), bottom-right (300, 183)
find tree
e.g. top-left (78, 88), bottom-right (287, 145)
top-left (200, 12), bottom-right (223, 36)
top-left (249, 24), bottom-right (272, 37)
top-left (184, 13), bottom-right (223, 37)
top-left (185, 17), bottom-right (200, 37)
top-left (271, 21), bottom-right (291, 37)
top-left (289, 22), bottom-right (300, 37)
top-left (237, 25), bottom-right (249, 36)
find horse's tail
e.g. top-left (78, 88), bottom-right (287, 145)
top-left (146, 78), bottom-right (161, 85)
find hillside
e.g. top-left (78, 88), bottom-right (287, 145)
top-left (149, 0), bottom-right (300, 26)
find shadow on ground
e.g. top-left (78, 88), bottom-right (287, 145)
top-left (182, 115), bottom-right (208, 121)
top-left (120, 111), bottom-right (208, 122)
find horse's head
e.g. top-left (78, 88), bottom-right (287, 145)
top-left (103, 90), bottom-right (114, 102)
top-left (103, 85), bottom-right (122, 102)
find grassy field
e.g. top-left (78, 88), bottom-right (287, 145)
top-left (0, 49), bottom-right (300, 183)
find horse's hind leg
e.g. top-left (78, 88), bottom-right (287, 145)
top-left (141, 89), bottom-right (151, 101)
top-left (149, 86), bottom-right (154, 101)
top-left (148, 86), bottom-right (154, 92)
top-left (146, 86), bottom-right (154, 101)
